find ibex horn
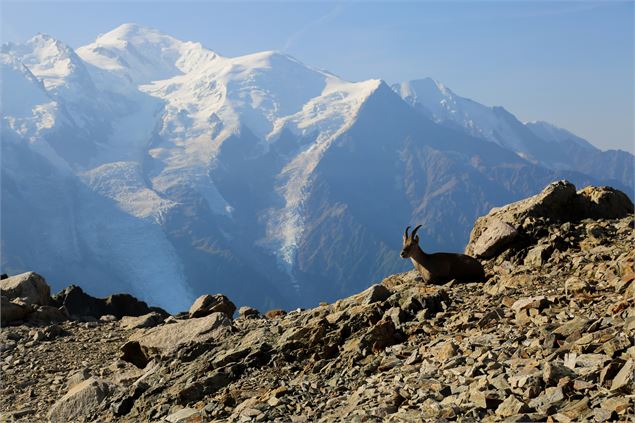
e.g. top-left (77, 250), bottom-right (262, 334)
top-left (404, 225), bottom-right (411, 239)
top-left (411, 224), bottom-right (422, 238)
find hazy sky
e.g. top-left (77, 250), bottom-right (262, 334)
top-left (2, 0), bottom-right (633, 152)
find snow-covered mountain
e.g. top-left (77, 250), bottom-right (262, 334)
top-left (2, 24), bottom-right (632, 312)
top-left (392, 78), bottom-right (633, 185)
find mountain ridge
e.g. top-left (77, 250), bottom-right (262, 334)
top-left (2, 23), bottom-right (633, 312)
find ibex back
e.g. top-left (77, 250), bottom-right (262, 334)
top-left (401, 225), bottom-right (485, 284)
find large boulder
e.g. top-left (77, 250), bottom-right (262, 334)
top-left (48, 377), bottom-right (114, 422)
top-left (52, 285), bottom-right (107, 318)
top-left (1, 272), bottom-right (50, 306)
top-left (470, 220), bottom-right (518, 259)
top-left (576, 186), bottom-right (634, 219)
top-left (466, 181), bottom-right (634, 258)
top-left (189, 294), bottom-right (236, 319)
top-left (121, 312), bottom-right (232, 368)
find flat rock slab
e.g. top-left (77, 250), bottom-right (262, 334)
top-left (127, 312), bottom-right (232, 360)
top-left (120, 312), bottom-right (164, 330)
top-left (48, 377), bottom-right (113, 422)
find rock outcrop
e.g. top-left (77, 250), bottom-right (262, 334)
top-left (1, 182), bottom-right (633, 422)
top-left (52, 285), bottom-right (168, 320)
top-left (0, 274), bottom-right (168, 326)
top-left (466, 181), bottom-right (634, 259)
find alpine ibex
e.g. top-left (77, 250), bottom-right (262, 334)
top-left (401, 225), bottom-right (485, 284)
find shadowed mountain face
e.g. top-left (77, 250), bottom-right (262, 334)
top-left (2, 25), bottom-right (632, 312)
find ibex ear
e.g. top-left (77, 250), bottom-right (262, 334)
top-left (414, 235), bottom-right (419, 243)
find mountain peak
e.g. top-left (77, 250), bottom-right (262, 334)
top-left (95, 23), bottom-right (173, 45)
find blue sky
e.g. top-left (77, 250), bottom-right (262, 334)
top-left (2, 0), bottom-right (633, 152)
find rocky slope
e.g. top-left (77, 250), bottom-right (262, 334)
top-left (1, 181), bottom-right (634, 422)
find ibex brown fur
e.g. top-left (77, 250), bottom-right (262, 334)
top-left (401, 225), bottom-right (485, 284)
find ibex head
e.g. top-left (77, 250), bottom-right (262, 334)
top-left (401, 224), bottom-right (422, 258)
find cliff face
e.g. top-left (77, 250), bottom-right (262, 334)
top-left (1, 181), bottom-right (634, 422)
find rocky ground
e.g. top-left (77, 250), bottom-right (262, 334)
top-left (1, 181), bottom-right (634, 422)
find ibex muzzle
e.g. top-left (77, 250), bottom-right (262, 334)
top-left (401, 224), bottom-right (485, 284)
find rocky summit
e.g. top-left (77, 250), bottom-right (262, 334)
top-left (1, 181), bottom-right (634, 422)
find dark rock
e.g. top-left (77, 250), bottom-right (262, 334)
top-left (52, 285), bottom-right (165, 319)
top-left (1, 295), bottom-right (30, 324)
top-left (120, 341), bottom-right (149, 369)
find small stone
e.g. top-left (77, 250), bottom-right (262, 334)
top-left (384, 306), bottom-right (409, 326)
top-left (565, 276), bottom-right (590, 294)
top-left (495, 395), bottom-right (530, 417)
top-left (66, 368), bottom-right (91, 389)
top-left (469, 390), bottom-right (502, 410)
top-left (264, 309), bottom-right (286, 319)
top-left (600, 360), bottom-right (625, 387)
top-left (556, 397), bottom-right (590, 421)
top-left (165, 407), bottom-right (203, 423)
top-left (511, 296), bottom-right (548, 312)
top-left (552, 318), bottom-right (589, 338)
top-left (602, 334), bottom-right (631, 357)
top-left (529, 386), bottom-right (564, 413)
top-left (430, 341), bottom-right (458, 361)
top-left (361, 284), bottom-right (391, 305)
top-left (238, 306), bottom-right (260, 318)
top-left (610, 359), bottom-right (633, 391)
top-left (524, 245), bottom-right (552, 267)
top-left (575, 353), bottom-right (610, 369)
top-left (601, 396), bottom-right (631, 415)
